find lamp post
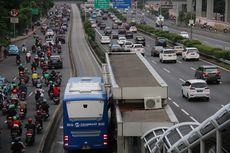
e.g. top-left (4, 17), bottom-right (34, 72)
top-left (189, 1), bottom-right (195, 39)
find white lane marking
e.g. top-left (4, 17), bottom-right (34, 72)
top-left (181, 109), bottom-right (190, 116)
top-left (13, 77), bottom-right (17, 81)
top-left (163, 68), bottom-right (170, 73)
top-left (151, 60), bottom-right (157, 64)
top-left (28, 92), bottom-right (33, 97)
top-left (190, 116), bottom-right (199, 123)
top-left (57, 141), bottom-right (63, 145)
top-left (95, 28), bottom-right (102, 37)
top-left (168, 97), bottom-right (172, 100)
top-left (177, 61), bottom-right (182, 64)
top-left (172, 101), bottom-right (179, 108)
top-left (59, 126), bottom-right (63, 129)
top-left (179, 78), bottom-right (185, 82)
top-left (200, 59), bottom-right (230, 72)
top-left (190, 67), bottom-right (196, 71)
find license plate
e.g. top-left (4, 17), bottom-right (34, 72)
top-left (81, 146), bottom-right (91, 150)
top-left (197, 90), bottom-right (203, 92)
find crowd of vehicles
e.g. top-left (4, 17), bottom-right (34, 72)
top-left (0, 4), bottom-right (70, 153)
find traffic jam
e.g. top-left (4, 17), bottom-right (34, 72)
top-left (0, 4), bottom-right (70, 153)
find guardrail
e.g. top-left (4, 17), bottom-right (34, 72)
top-left (137, 28), bottom-right (230, 67)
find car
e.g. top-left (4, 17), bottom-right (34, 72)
top-left (111, 31), bottom-right (119, 39)
top-left (135, 36), bottom-right (145, 46)
top-left (48, 55), bottom-right (63, 69)
top-left (112, 23), bottom-right (118, 29)
top-left (91, 23), bottom-right (97, 28)
top-left (118, 28), bottom-right (126, 35)
top-left (179, 31), bottom-right (189, 38)
top-left (55, 35), bottom-right (65, 44)
top-left (131, 44), bottom-right (144, 55)
top-left (195, 65), bottom-right (221, 84)
top-left (117, 36), bottom-right (126, 45)
top-left (122, 41), bottom-right (133, 52)
top-left (102, 15), bottom-right (107, 20)
top-left (100, 36), bottom-right (111, 44)
top-left (45, 29), bottom-right (54, 36)
top-left (173, 45), bottom-right (184, 55)
top-left (99, 23), bottom-right (106, 30)
top-left (125, 31), bottom-right (133, 39)
top-left (151, 46), bottom-right (164, 57)
top-left (104, 27), bottom-right (112, 36)
top-left (129, 26), bottom-right (137, 32)
top-left (181, 79), bottom-right (210, 101)
top-left (7, 45), bottom-right (19, 56)
top-left (182, 47), bottom-right (200, 61)
top-left (155, 37), bottom-right (167, 47)
top-left (162, 26), bottom-right (169, 32)
top-left (110, 43), bottom-right (125, 52)
top-left (159, 48), bottom-right (177, 63)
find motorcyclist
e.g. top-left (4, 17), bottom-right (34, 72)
top-left (34, 87), bottom-right (44, 102)
top-left (31, 71), bottom-right (38, 80)
top-left (7, 104), bottom-right (17, 117)
top-left (52, 84), bottom-right (60, 98)
top-left (16, 54), bottom-right (21, 64)
top-left (25, 118), bottom-right (36, 138)
top-left (49, 70), bottom-right (56, 82)
top-left (19, 100), bottom-right (27, 114)
top-left (12, 116), bottom-right (22, 135)
top-left (35, 110), bottom-right (43, 129)
top-left (34, 55), bottom-right (39, 66)
top-left (31, 61), bottom-right (37, 71)
top-left (48, 81), bottom-right (54, 98)
top-left (41, 99), bottom-right (49, 115)
top-left (21, 44), bottom-right (27, 52)
top-left (11, 137), bottom-right (25, 153)
top-left (26, 51), bottom-right (31, 62)
top-left (18, 82), bottom-right (27, 94)
top-left (18, 64), bottom-right (24, 72)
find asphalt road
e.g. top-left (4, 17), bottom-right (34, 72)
top-left (0, 5), bottom-right (72, 153)
top-left (50, 4), bottom-right (102, 153)
top-left (132, 9), bottom-right (230, 50)
top-left (94, 12), bottom-right (230, 123)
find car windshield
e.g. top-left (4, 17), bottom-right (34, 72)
top-left (51, 57), bottom-right (60, 60)
top-left (137, 37), bottom-right (144, 41)
top-left (188, 49), bottom-right (198, 53)
top-left (134, 45), bottom-right (142, 48)
top-left (125, 42), bottom-right (132, 45)
top-left (191, 83), bottom-right (207, 88)
top-left (112, 45), bottom-right (121, 49)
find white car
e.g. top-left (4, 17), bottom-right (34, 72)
top-left (117, 37), bottom-right (126, 45)
top-left (129, 26), bottom-right (137, 32)
top-left (182, 79), bottom-right (210, 101)
top-left (91, 23), bottom-right (97, 28)
top-left (182, 47), bottom-right (200, 61)
top-left (131, 44), bottom-right (144, 55)
top-left (173, 45), bottom-right (184, 55)
top-left (159, 49), bottom-right (177, 63)
top-left (122, 41), bottom-right (133, 51)
top-left (45, 29), bottom-right (54, 36)
top-left (179, 31), bottom-right (189, 38)
top-left (100, 36), bottom-right (111, 44)
top-left (162, 26), bottom-right (169, 32)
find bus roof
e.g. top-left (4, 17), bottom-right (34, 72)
top-left (64, 77), bottom-right (106, 101)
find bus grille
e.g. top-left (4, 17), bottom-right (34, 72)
top-left (71, 130), bottom-right (101, 137)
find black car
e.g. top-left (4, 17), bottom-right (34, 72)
top-left (135, 36), bottom-right (145, 46)
top-left (155, 37), bottom-right (167, 47)
top-left (111, 31), bottom-right (119, 39)
top-left (195, 65), bottom-right (221, 84)
top-left (118, 28), bottom-right (126, 35)
top-left (104, 27), bottom-right (112, 36)
top-left (48, 55), bottom-right (63, 69)
top-left (55, 35), bottom-right (65, 44)
top-left (125, 31), bottom-right (133, 39)
top-left (99, 23), bottom-right (106, 30)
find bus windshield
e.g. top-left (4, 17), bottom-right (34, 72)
top-left (66, 100), bottom-right (104, 121)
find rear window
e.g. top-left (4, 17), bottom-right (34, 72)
top-left (125, 42), bottom-right (132, 45)
top-left (164, 50), bottom-right (175, 54)
top-left (191, 83), bottom-right (207, 88)
top-left (205, 68), bottom-right (218, 73)
top-left (187, 49), bottom-right (198, 53)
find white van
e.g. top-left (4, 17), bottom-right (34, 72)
top-left (182, 47), bottom-right (200, 61)
top-left (159, 49), bottom-right (177, 63)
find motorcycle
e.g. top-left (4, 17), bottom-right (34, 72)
top-left (22, 47), bottom-right (27, 53)
top-left (11, 125), bottom-right (21, 140)
top-left (2, 101), bottom-right (9, 115)
top-left (48, 90), bottom-right (54, 100)
top-left (19, 91), bottom-right (26, 101)
top-left (32, 78), bottom-right (37, 87)
top-left (53, 96), bottom-right (60, 105)
top-left (41, 109), bottom-right (49, 121)
top-left (44, 78), bottom-right (49, 86)
top-left (16, 59), bottom-right (21, 66)
top-left (35, 119), bottom-right (43, 134)
top-left (57, 47), bottom-right (61, 54)
top-left (6, 116), bottom-right (13, 129)
top-left (11, 98), bottom-right (19, 107)
top-left (26, 53), bottom-right (31, 63)
top-left (11, 139), bottom-right (25, 153)
top-left (19, 107), bottom-right (26, 119)
top-left (25, 129), bottom-right (34, 146)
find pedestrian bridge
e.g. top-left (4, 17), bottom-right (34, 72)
top-left (142, 103), bottom-right (230, 153)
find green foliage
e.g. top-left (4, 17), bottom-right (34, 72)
top-left (109, 8), bottom-right (126, 21)
top-left (83, 20), bottom-right (95, 41)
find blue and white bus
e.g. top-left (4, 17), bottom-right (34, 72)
top-left (63, 77), bottom-right (109, 151)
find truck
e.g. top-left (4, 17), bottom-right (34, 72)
top-left (104, 52), bottom-right (178, 153)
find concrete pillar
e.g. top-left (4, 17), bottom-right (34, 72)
top-left (141, 139), bottom-right (145, 153)
top-left (216, 130), bottom-right (222, 153)
top-left (187, 0), bottom-right (193, 12)
top-left (225, 0), bottom-right (230, 22)
top-left (200, 140), bottom-right (205, 153)
top-left (188, 148), bottom-right (192, 153)
top-left (196, 0), bottom-right (202, 17)
top-left (206, 0), bottom-right (214, 19)
top-left (117, 136), bottom-right (125, 153)
top-left (176, 3), bottom-right (182, 25)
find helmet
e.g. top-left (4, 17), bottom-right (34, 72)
top-left (9, 104), bottom-right (15, 109)
top-left (19, 63), bottom-right (23, 67)
top-left (28, 118), bottom-right (33, 124)
top-left (13, 116), bottom-right (17, 120)
top-left (43, 99), bottom-right (47, 103)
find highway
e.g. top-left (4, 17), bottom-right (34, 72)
top-left (94, 11), bottom-right (230, 123)
top-left (0, 5), bottom-right (72, 153)
top-left (133, 9), bottom-right (230, 50)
